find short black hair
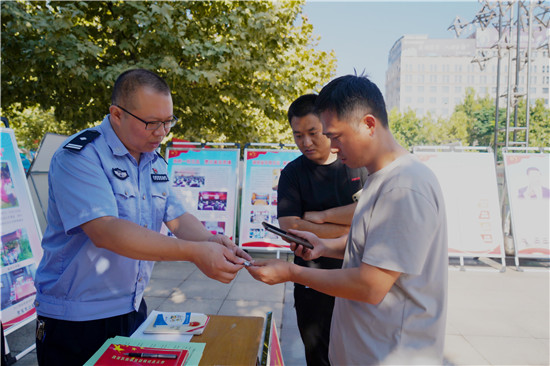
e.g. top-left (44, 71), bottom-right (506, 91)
top-left (287, 94), bottom-right (317, 125)
top-left (111, 69), bottom-right (170, 108)
top-left (315, 75), bottom-right (388, 128)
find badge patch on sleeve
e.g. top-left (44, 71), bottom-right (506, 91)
top-left (151, 173), bottom-right (169, 183)
top-left (112, 168), bottom-right (129, 180)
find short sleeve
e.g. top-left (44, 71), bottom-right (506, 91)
top-left (362, 187), bottom-right (439, 275)
top-left (277, 165), bottom-right (303, 218)
top-left (164, 185), bottom-right (187, 222)
top-left (49, 150), bottom-right (118, 235)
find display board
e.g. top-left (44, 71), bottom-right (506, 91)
top-left (27, 133), bottom-right (67, 234)
top-left (239, 146), bottom-right (301, 251)
top-left (166, 144), bottom-right (240, 240)
top-left (1, 129), bottom-right (43, 331)
top-left (502, 150), bottom-right (549, 258)
top-left (413, 147), bottom-right (506, 265)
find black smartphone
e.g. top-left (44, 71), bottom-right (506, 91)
top-left (262, 222), bottom-right (314, 249)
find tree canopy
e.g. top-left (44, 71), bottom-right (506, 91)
top-left (1, 0), bottom-right (336, 147)
top-left (389, 88), bottom-right (549, 152)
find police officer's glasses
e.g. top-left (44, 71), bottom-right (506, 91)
top-left (115, 104), bottom-right (178, 131)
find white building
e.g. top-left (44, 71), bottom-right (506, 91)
top-left (385, 29), bottom-right (549, 118)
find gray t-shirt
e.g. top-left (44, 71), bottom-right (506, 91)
top-left (329, 154), bottom-right (448, 365)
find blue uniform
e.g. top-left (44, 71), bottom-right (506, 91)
top-left (34, 115), bottom-right (186, 321)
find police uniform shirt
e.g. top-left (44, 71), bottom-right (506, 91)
top-left (34, 115), bottom-right (186, 322)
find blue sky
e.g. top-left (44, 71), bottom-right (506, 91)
top-left (302, 1), bottom-right (482, 95)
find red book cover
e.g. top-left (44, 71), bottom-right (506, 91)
top-left (94, 344), bottom-right (189, 365)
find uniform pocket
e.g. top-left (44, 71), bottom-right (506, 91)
top-left (111, 179), bottom-right (137, 220)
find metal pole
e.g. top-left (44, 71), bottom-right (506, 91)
top-left (504, 4), bottom-right (513, 148)
top-left (494, 9), bottom-right (503, 161)
top-left (525, 0), bottom-right (533, 146)
top-left (512, 0), bottom-right (522, 141)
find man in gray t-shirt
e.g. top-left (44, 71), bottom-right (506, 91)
top-left (247, 75), bottom-right (448, 365)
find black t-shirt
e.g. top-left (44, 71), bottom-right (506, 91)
top-left (277, 155), bottom-right (368, 269)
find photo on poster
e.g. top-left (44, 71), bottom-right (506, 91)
top-left (1, 228), bottom-right (33, 266)
top-left (272, 169), bottom-right (282, 191)
top-left (201, 221), bottom-right (226, 235)
top-left (1, 162), bottom-right (19, 209)
top-left (251, 192), bottom-right (270, 206)
top-left (249, 227), bottom-right (266, 239)
top-left (516, 166), bottom-right (550, 200)
top-left (250, 210), bottom-right (270, 224)
top-left (172, 168), bottom-right (205, 188)
top-left (1, 264), bottom-right (37, 309)
top-left (197, 191), bottom-right (227, 211)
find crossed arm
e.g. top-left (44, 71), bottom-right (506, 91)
top-left (278, 202), bottom-right (358, 239)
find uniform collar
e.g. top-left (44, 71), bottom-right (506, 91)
top-left (99, 115), bottom-right (157, 165)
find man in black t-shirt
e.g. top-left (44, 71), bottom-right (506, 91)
top-left (277, 94), bottom-right (368, 366)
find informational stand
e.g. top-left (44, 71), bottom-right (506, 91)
top-left (1, 128), bottom-right (44, 360)
top-left (502, 147), bottom-right (549, 269)
top-left (413, 146), bottom-right (506, 271)
top-left (26, 133), bottom-right (67, 234)
top-left (238, 144), bottom-right (300, 254)
top-left (166, 142), bottom-right (240, 241)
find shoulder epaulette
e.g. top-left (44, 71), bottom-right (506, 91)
top-left (63, 130), bottom-right (100, 151)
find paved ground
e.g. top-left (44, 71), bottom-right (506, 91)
top-left (4, 254), bottom-right (549, 365)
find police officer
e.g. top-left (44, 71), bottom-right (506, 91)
top-left (34, 69), bottom-right (251, 366)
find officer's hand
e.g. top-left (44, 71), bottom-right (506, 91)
top-left (208, 234), bottom-right (253, 261)
top-left (192, 241), bottom-right (244, 283)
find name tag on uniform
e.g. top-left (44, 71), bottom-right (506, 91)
top-left (151, 174), bottom-right (169, 183)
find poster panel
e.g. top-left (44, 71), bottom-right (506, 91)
top-left (1, 129), bottom-right (43, 330)
top-left (503, 152), bottom-right (549, 257)
top-left (239, 148), bottom-right (301, 251)
top-left (27, 133), bottom-right (67, 234)
top-left (166, 147), bottom-right (239, 240)
top-left (414, 149), bottom-right (505, 258)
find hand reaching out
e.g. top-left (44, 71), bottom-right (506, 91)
top-left (208, 234), bottom-right (253, 262)
top-left (246, 259), bottom-right (293, 285)
top-left (192, 241), bottom-right (245, 284)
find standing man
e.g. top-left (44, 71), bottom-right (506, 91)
top-left (277, 94), bottom-right (367, 366)
top-left (34, 69), bottom-right (251, 366)
top-left (248, 75), bottom-right (448, 365)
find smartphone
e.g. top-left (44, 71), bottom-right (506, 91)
top-left (262, 222), bottom-right (314, 249)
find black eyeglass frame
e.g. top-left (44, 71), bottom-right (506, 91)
top-left (115, 104), bottom-right (178, 131)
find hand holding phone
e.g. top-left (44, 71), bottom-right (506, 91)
top-left (262, 222), bottom-right (314, 249)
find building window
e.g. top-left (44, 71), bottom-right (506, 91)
top-left (431, 86), bottom-right (437, 92)
top-left (429, 97), bottom-right (436, 104)
top-left (442, 86), bottom-right (450, 92)
top-left (418, 86), bottom-right (424, 92)
top-left (418, 97), bottom-right (424, 103)
top-left (455, 86), bottom-right (461, 93)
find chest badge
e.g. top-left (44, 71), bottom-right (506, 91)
top-left (112, 168), bottom-right (129, 180)
top-left (151, 173), bottom-right (169, 183)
